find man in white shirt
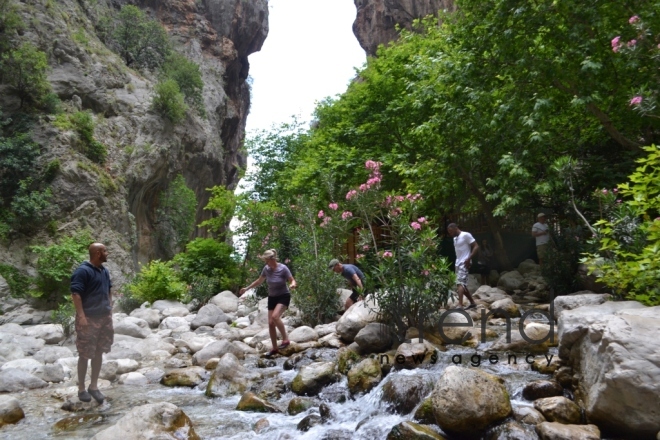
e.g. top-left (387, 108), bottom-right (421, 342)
top-left (532, 213), bottom-right (550, 266)
top-left (447, 223), bottom-right (479, 309)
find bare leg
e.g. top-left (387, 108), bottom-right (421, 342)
top-left (89, 351), bottom-right (103, 390)
top-left (268, 304), bottom-right (288, 350)
top-left (459, 284), bottom-right (476, 305)
top-left (77, 357), bottom-right (88, 392)
top-left (344, 298), bottom-right (354, 311)
top-left (457, 286), bottom-right (464, 307)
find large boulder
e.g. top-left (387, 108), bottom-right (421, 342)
top-left (159, 317), bottom-right (190, 330)
top-left (206, 353), bottom-right (261, 397)
top-left (173, 333), bottom-right (215, 354)
top-left (522, 380), bottom-right (563, 401)
top-left (192, 340), bottom-right (244, 366)
top-left (0, 358), bottom-right (43, 375)
top-left (535, 422), bottom-right (600, 440)
top-left (552, 292), bottom-right (612, 320)
top-left (129, 308), bottom-right (162, 328)
top-left (0, 368), bottom-right (47, 392)
top-left (386, 421), bottom-right (447, 440)
top-left (190, 304), bottom-right (231, 329)
top-left (291, 361), bottom-right (340, 396)
top-left (114, 316), bottom-right (151, 339)
top-left (393, 341), bottom-right (436, 369)
top-left (488, 322), bottom-right (555, 354)
top-left (354, 323), bottom-right (394, 353)
top-left (336, 298), bottom-right (380, 342)
top-left (0, 323), bottom-right (27, 335)
top-left (431, 366), bottom-right (511, 436)
top-left (557, 303), bottom-right (660, 438)
top-left (90, 402), bottom-right (199, 440)
top-left (33, 346), bottom-right (74, 364)
top-left (151, 300), bottom-right (186, 312)
top-left (497, 271), bottom-right (525, 292)
top-left (517, 259), bottom-right (541, 276)
top-left (288, 326), bottom-right (318, 343)
top-left (533, 396), bottom-right (581, 424)
top-left (235, 391), bottom-right (279, 413)
top-left (0, 395), bottom-right (24, 427)
top-left (489, 297), bottom-right (521, 318)
top-left (161, 367), bottom-right (208, 387)
top-left (347, 358), bottom-right (382, 395)
top-left (382, 375), bottom-right (434, 414)
top-left (25, 324), bottom-right (65, 344)
top-left (209, 291), bottom-right (239, 313)
top-left (472, 286), bottom-right (510, 305)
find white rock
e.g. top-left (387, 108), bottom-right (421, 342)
top-left (0, 368), bottom-right (47, 392)
top-left (33, 346), bottom-right (74, 364)
top-left (115, 359), bottom-right (140, 375)
top-left (24, 324), bottom-right (65, 344)
top-left (0, 358), bottom-right (43, 374)
top-left (159, 316), bottom-right (190, 330)
top-left (209, 291), bottom-right (239, 313)
top-left (90, 402), bottom-right (198, 439)
top-left (0, 323), bottom-right (27, 336)
top-left (191, 304), bottom-right (230, 329)
top-left (472, 286), bottom-right (510, 304)
top-left (114, 316), bottom-right (151, 338)
top-left (336, 297), bottom-right (380, 342)
top-left (129, 308), bottom-right (162, 328)
top-left (151, 300), bottom-right (186, 311)
top-left (0, 341), bottom-right (24, 361)
top-left (289, 326), bottom-right (319, 343)
top-left (192, 340), bottom-right (244, 366)
top-left (552, 292), bottom-right (612, 320)
top-left (136, 367), bottom-right (165, 384)
top-left (497, 270), bottom-right (525, 292)
top-left (161, 307), bottom-right (190, 318)
top-left (118, 372), bottom-right (148, 385)
top-left (314, 322), bottom-right (337, 337)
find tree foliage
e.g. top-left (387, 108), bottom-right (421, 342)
top-left (156, 174), bottom-right (197, 257)
top-left (1, 42), bottom-right (51, 107)
top-left (162, 53), bottom-right (205, 115)
top-left (110, 5), bottom-right (170, 69)
top-left (151, 79), bottom-right (187, 123)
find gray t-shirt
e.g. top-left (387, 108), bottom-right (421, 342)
top-left (532, 222), bottom-right (550, 246)
top-left (341, 264), bottom-right (365, 288)
top-left (261, 263), bottom-right (292, 297)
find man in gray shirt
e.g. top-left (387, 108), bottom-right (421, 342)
top-left (328, 259), bottom-right (365, 311)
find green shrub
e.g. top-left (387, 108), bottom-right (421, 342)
top-left (116, 283), bottom-right (142, 313)
top-left (151, 79), bottom-right (187, 123)
top-left (65, 111), bottom-right (107, 164)
top-left (43, 159), bottom-right (60, 182)
top-left (541, 226), bottom-right (585, 295)
top-left (127, 260), bottom-right (187, 304)
top-left (156, 174), bottom-right (197, 257)
top-left (0, 264), bottom-right (32, 297)
top-left (174, 238), bottom-right (239, 290)
top-left (9, 179), bottom-right (53, 230)
top-left (51, 298), bottom-right (75, 338)
top-left (30, 230), bottom-right (92, 303)
top-left (87, 139), bottom-right (107, 164)
top-left (41, 93), bottom-right (62, 114)
top-left (111, 5), bottom-right (170, 69)
top-left (0, 133), bottom-right (40, 202)
top-left (161, 53), bottom-right (204, 115)
top-left (1, 43), bottom-right (51, 107)
top-left (185, 274), bottom-right (219, 307)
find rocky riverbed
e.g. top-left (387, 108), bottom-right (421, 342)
top-left (0, 261), bottom-right (658, 439)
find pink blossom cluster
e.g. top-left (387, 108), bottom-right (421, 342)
top-left (365, 160), bottom-right (382, 172)
top-left (356, 254), bottom-right (365, 259)
top-left (406, 193), bottom-right (422, 201)
top-left (318, 210), bottom-right (325, 219)
top-left (328, 203), bottom-right (338, 211)
top-left (320, 216), bottom-right (331, 227)
top-left (418, 217), bottom-right (428, 224)
top-left (629, 15), bottom-right (640, 24)
top-left (342, 211), bottom-right (353, 220)
top-left (363, 245), bottom-right (370, 251)
top-left (391, 207), bottom-right (403, 216)
top-left (630, 96), bottom-right (643, 106)
top-left (382, 251), bottom-right (393, 258)
top-left (346, 190), bottom-right (358, 200)
top-left (612, 36), bottom-right (622, 52)
top-left (421, 269), bottom-right (430, 276)
top-left (411, 222), bottom-right (422, 230)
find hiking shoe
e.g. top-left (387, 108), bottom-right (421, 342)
top-left (264, 349), bottom-right (279, 358)
top-left (78, 390), bottom-right (92, 402)
top-left (88, 388), bottom-right (105, 404)
top-left (278, 340), bottom-right (290, 349)
top-left (465, 303), bottom-right (477, 310)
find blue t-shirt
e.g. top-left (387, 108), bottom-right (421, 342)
top-left (261, 263), bottom-right (292, 297)
top-left (341, 264), bottom-right (365, 288)
top-left (70, 261), bottom-right (112, 316)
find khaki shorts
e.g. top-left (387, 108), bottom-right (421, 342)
top-left (537, 243), bottom-right (549, 260)
top-left (75, 314), bottom-right (114, 360)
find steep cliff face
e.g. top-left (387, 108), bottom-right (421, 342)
top-left (353, 0), bottom-right (455, 56)
top-left (0, 0), bottom-right (267, 284)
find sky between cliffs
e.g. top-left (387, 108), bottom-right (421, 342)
top-left (246, 0), bottom-right (366, 133)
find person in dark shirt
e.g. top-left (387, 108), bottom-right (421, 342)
top-left (328, 259), bottom-right (366, 311)
top-left (70, 242), bottom-right (113, 404)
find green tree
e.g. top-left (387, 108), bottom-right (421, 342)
top-left (128, 260), bottom-right (187, 304)
top-left (162, 53), bottom-right (204, 115)
top-left (156, 174), bottom-right (197, 257)
top-left (1, 43), bottom-right (51, 107)
top-left (111, 5), bottom-right (170, 69)
top-left (199, 185), bottom-right (235, 238)
top-left (0, 0), bottom-right (23, 55)
top-left (151, 79), bottom-right (187, 123)
top-left (173, 238), bottom-right (239, 292)
top-left (0, 132), bottom-right (40, 203)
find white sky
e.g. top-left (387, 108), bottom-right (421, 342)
top-left (245, 0), bottom-right (366, 133)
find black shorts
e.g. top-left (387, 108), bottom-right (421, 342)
top-left (350, 289), bottom-right (361, 302)
top-left (268, 294), bottom-right (290, 310)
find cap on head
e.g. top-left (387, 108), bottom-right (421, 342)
top-left (259, 249), bottom-right (278, 261)
top-left (537, 213), bottom-right (546, 218)
top-left (328, 258), bottom-right (340, 269)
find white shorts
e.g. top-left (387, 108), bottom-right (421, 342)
top-left (455, 263), bottom-right (469, 287)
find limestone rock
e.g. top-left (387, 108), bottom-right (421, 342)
top-left (130, 308), bottom-right (162, 328)
top-left (206, 353), bottom-right (261, 398)
top-left (354, 323), bottom-right (394, 353)
top-left (209, 291), bottom-right (239, 313)
top-left (161, 307), bottom-right (190, 318)
top-left (512, 405), bottom-right (546, 425)
top-left (25, 324), bottom-right (65, 344)
top-left (118, 372), bottom-right (149, 385)
top-left (533, 397), bottom-right (580, 424)
top-left (0, 323), bottom-right (27, 335)
top-left (288, 326), bottom-right (319, 343)
top-left (393, 341), bottom-right (435, 369)
top-left (0, 395), bottom-right (24, 427)
top-left (191, 304), bottom-right (231, 329)
top-left (159, 316), bottom-right (190, 330)
top-left (90, 402), bottom-right (199, 440)
top-left (236, 391), bottom-right (279, 413)
top-left (387, 421), bottom-right (447, 440)
top-left (490, 297), bottom-right (521, 318)
top-left (114, 316), bottom-right (151, 339)
top-left (431, 366), bottom-right (511, 436)
top-left (136, 367), bottom-right (165, 384)
top-left (35, 363), bottom-right (66, 383)
top-left (287, 397), bottom-right (313, 415)
top-left (336, 298), bottom-right (380, 342)
top-left (0, 358), bottom-right (43, 375)
top-left (33, 346), bottom-right (74, 364)
top-left (151, 300), bottom-right (186, 312)
top-left (291, 362), bottom-right (340, 396)
top-left (522, 380), bottom-right (563, 401)
top-left (486, 421), bottom-right (537, 440)
top-left (0, 368), bottom-right (47, 392)
top-left (517, 259), bottom-right (541, 276)
top-left (473, 286), bottom-right (510, 304)
top-left (535, 422), bottom-right (600, 440)
top-left (552, 292), bottom-right (612, 320)
top-left (314, 322), bottom-right (337, 337)
top-left (382, 375), bottom-right (434, 414)
top-left (192, 340), bottom-right (244, 366)
top-left (347, 358), bottom-right (382, 395)
top-left (161, 367), bottom-right (207, 387)
top-left (497, 271), bottom-right (525, 293)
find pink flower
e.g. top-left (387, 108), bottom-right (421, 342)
top-left (422, 270), bottom-right (430, 276)
top-left (612, 188), bottom-right (618, 193)
top-left (630, 96), bottom-right (643, 106)
top-left (629, 15), bottom-right (640, 24)
top-left (346, 190), bottom-right (358, 200)
top-left (363, 245), bottom-right (370, 250)
top-left (391, 207), bottom-right (403, 217)
top-left (367, 176), bottom-right (381, 186)
top-left (318, 210), bottom-right (325, 218)
top-left (356, 254), bottom-right (365, 259)
top-left (418, 217), bottom-right (427, 224)
top-left (395, 195), bottom-right (405, 202)
top-left (411, 222), bottom-right (422, 230)
top-left (328, 203), bottom-right (338, 211)
top-left (616, 199), bottom-right (622, 203)
top-left (285, 259), bottom-right (291, 263)
top-left (382, 251), bottom-right (393, 258)
top-left (627, 39), bottom-right (637, 47)
top-left (321, 216), bottom-right (331, 227)
top-left (359, 183), bottom-right (370, 192)
top-left (342, 211), bottom-right (353, 220)
top-left (612, 36), bottom-right (622, 52)
top-left (365, 160), bottom-right (382, 171)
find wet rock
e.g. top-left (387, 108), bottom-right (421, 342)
top-left (498, 271), bottom-right (525, 293)
top-left (0, 368), bottom-right (47, 392)
top-left (0, 395), bottom-right (24, 427)
top-left (114, 317), bottom-right (151, 338)
top-left (382, 375), bottom-right (434, 414)
top-left (393, 341), bottom-right (435, 369)
top-left (319, 332), bottom-right (345, 349)
top-left (512, 406), bottom-right (546, 425)
top-left (552, 367), bottom-right (572, 388)
top-left (488, 323), bottom-right (555, 354)
top-left (61, 399), bottom-right (100, 412)
top-left (191, 304), bottom-right (231, 329)
top-left (413, 397), bottom-right (435, 424)
top-left (53, 414), bottom-right (106, 433)
top-left (35, 363), bottom-right (66, 383)
top-left (25, 324), bottom-right (65, 344)
top-left (236, 391), bottom-right (279, 413)
top-left (314, 322), bottom-right (337, 337)
top-left (151, 300), bottom-right (186, 311)
top-left (192, 340), bottom-right (244, 366)
top-left (253, 417), bottom-right (269, 433)
top-left (283, 353), bottom-right (304, 370)
top-left (522, 380), bottom-right (563, 401)
top-left (209, 291), bottom-right (239, 313)
top-left (337, 346), bottom-right (361, 375)
top-left (297, 414), bottom-right (321, 432)
top-left (387, 421), bottom-right (447, 440)
top-left (161, 367), bottom-right (207, 387)
top-left (129, 308), bottom-right (162, 328)
top-left (289, 326), bottom-right (319, 343)
top-left (535, 422), bottom-right (600, 440)
top-left (206, 353), bottom-right (261, 397)
top-left (319, 403), bottom-right (332, 422)
top-left (486, 420), bottom-right (538, 440)
top-left (287, 397), bottom-right (314, 415)
top-left (436, 311), bottom-right (474, 344)
top-left (490, 297), bottom-right (521, 318)
top-left (256, 377), bottom-right (286, 401)
top-left (90, 402), bottom-right (200, 439)
top-left (532, 357), bottom-right (561, 375)
top-left (119, 372), bottom-right (149, 385)
top-left (354, 323), bottom-right (394, 353)
top-left (552, 292), bottom-right (612, 320)
top-left (336, 298), bottom-right (380, 342)
top-left (33, 346), bottom-right (74, 364)
top-left (347, 358), bottom-right (382, 395)
top-left (257, 358), bottom-right (276, 368)
top-left (291, 361), bottom-right (340, 396)
top-left (136, 367), bottom-right (165, 384)
top-left (533, 397), bottom-right (580, 424)
top-left (431, 366), bottom-right (511, 436)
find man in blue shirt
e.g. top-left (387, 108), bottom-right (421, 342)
top-left (70, 242), bottom-right (113, 404)
top-left (328, 259), bottom-right (366, 311)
